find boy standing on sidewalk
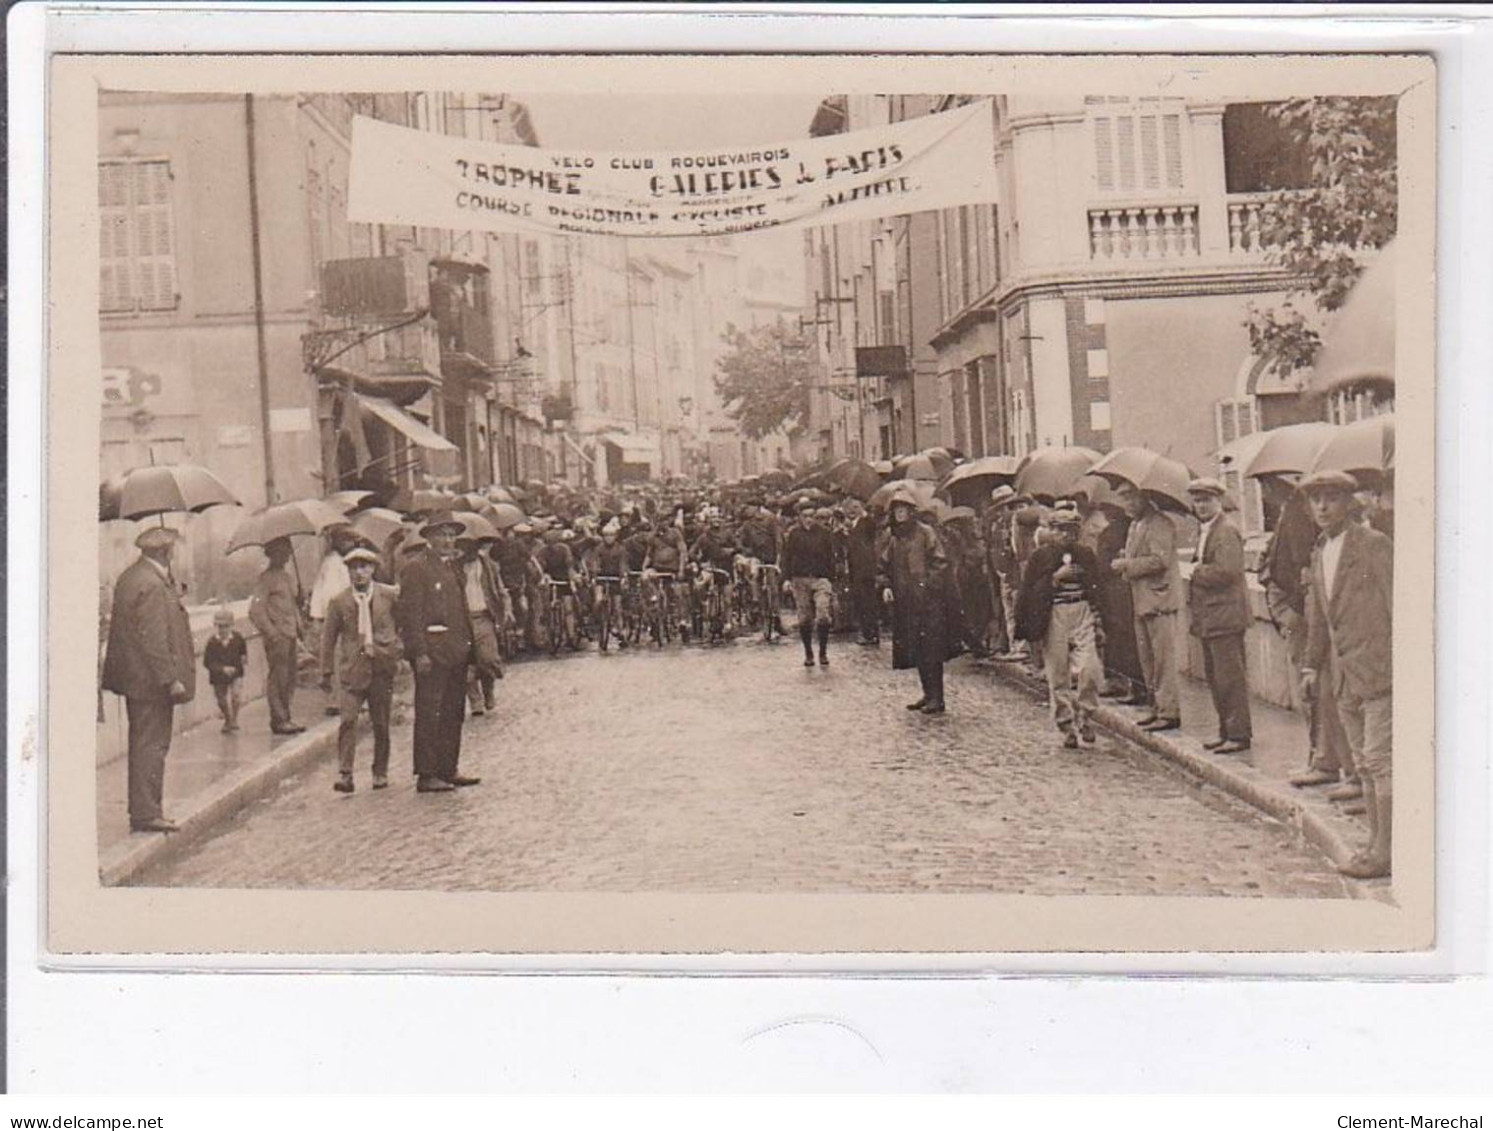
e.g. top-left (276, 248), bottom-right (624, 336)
top-left (203, 607), bottom-right (247, 733)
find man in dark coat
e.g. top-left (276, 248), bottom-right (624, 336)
top-left (945, 510), bottom-right (993, 658)
top-left (845, 500), bottom-right (882, 645)
top-left (1301, 470), bottom-right (1394, 879)
top-left (396, 512), bottom-right (477, 793)
top-left (1014, 505), bottom-right (1105, 746)
top-left (1110, 484), bottom-right (1183, 731)
top-left (1186, 478), bottom-right (1253, 753)
top-left (879, 495), bottom-right (959, 714)
top-left (1093, 505), bottom-right (1146, 703)
top-left (782, 499), bottom-right (837, 667)
top-left (100, 526), bottom-right (196, 833)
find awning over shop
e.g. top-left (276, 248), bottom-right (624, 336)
top-left (602, 433), bottom-right (659, 463)
top-left (355, 393), bottom-right (460, 477)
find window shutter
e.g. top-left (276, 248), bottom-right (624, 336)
top-left (1163, 113), bottom-right (1184, 188)
top-left (1215, 397), bottom-right (1264, 535)
top-left (1094, 117), bottom-right (1114, 191)
top-left (99, 164), bottom-right (136, 312)
top-left (132, 161), bottom-right (176, 310)
top-left (1139, 115), bottom-right (1160, 190)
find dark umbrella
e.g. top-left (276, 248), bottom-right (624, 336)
top-left (937, 454), bottom-right (1021, 505)
top-left (226, 498), bottom-right (350, 553)
top-left (826, 458), bottom-right (883, 501)
top-left (1013, 446), bottom-right (1103, 503)
top-left (100, 463), bottom-right (239, 522)
top-left (759, 468), bottom-right (794, 490)
top-left (1089, 447), bottom-right (1194, 514)
top-left (869, 479), bottom-right (936, 511)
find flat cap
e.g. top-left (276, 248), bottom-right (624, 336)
top-left (135, 526), bottom-right (180, 550)
top-left (1299, 469), bottom-right (1360, 495)
top-left (343, 547), bottom-right (381, 566)
top-left (1187, 476), bottom-right (1228, 497)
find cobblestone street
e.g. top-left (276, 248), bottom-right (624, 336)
top-left (142, 637), bottom-right (1349, 897)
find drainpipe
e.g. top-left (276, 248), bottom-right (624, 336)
top-left (245, 94), bottom-right (277, 504)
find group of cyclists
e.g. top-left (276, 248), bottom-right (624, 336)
top-left (479, 493), bottom-right (819, 657)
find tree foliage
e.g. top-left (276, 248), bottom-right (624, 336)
top-left (1244, 96), bottom-right (1398, 376)
top-left (713, 319), bottom-right (817, 440)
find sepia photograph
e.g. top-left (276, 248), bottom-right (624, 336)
top-left (45, 51), bottom-right (1436, 955)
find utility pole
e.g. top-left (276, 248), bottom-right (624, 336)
top-left (622, 236), bottom-right (641, 429)
top-left (244, 94), bottom-right (277, 505)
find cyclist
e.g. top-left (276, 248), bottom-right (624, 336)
top-left (782, 498), bottom-right (837, 667)
top-left (588, 519), bottom-right (631, 649)
top-left (535, 527), bottom-right (581, 649)
top-left (690, 515), bottom-right (739, 640)
top-left (643, 518), bottom-right (689, 639)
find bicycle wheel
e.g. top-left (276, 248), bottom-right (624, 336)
top-left (598, 594), bottom-right (611, 652)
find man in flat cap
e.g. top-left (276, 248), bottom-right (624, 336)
top-left (101, 526), bottom-right (196, 833)
top-left (1186, 477), bottom-right (1252, 753)
top-left (320, 546), bottom-right (402, 794)
top-left (248, 535), bottom-right (306, 736)
top-left (396, 511), bottom-right (477, 793)
top-left (1300, 469), bottom-right (1394, 878)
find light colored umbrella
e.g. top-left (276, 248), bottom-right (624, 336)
top-left (1310, 239), bottom-right (1395, 398)
top-left (484, 485), bottom-right (518, 505)
top-left (869, 479), bottom-right (937, 511)
top-left (1089, 447), bottom-right (1195, 514)
top-left (454, 511), bottom-right (500, 542)
top-left (226, 498), bottom-right (350, 553)
top-left (1013, 446), bottom-right (1103, 503)
top-left (349, 506), bottom-right (405, 548)
top-left (1307, 413), bottom-right (1394, 478)
top-left (871, 459), bottom-right (895, 478)
top-left (100, 463), bottom-right (238, 522)
top-left (484, 502), bottom-right (527, 530)
top-left (451, 492), bottom-right (489, 513)
top-left (1215, 421), bottom-right (1341, 481)
top-left (891, 453), bottom-right (942, 482)
top-left (390, 487), bottom-right (456, 516)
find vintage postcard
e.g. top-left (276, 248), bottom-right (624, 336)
top-left (45, 51), bottom-right (1435, 956)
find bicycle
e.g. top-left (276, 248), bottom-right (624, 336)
top-left (594, 575), bottom-right (625, 652)
top-left (704, 566), bottom-right (734, 643)
top-left (758, 562), bottom-right (783, 643)
top-left (623, 570), bottom-right (647, 646)
top-left (647, 571), bottom-right (678, 646)
top-left (543, 577), bottom-right (580, 656)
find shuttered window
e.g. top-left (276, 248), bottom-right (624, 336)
top-left (99, 159), bottom-right (178, 313)
top-left (1089, 98), bottom-right (1187, 195)
top-left (1214, 397), bottom-right (1265, 535)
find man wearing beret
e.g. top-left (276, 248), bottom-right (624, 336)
top-left (320, 546), bottom-right (403, 794)
top-left (1186, 478), bottom-right (1253, 753)
top-left (1300, 470), bottom-right (1394, 879)
top-left (101, 526), bottom-right (196, 833)
top-left (396, 512), bottom-right (478, 793)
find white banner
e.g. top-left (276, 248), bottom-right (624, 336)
top-left (347, 100), bottom-right (998, 240)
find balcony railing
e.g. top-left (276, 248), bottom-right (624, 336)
top-left (437, 302), bottom-right (496, 370)
top-left (1088, 204), bottom-right (1200, 261)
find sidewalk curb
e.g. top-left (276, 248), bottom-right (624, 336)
top-left (984, 661), bottom-right (1363, 873)
top-left (99, 720), bottom-right (341, 887)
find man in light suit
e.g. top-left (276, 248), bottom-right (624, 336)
top-left (1110, 483), bottom-right (1183, 731)
top-left (100, 526), bottom-right (196, 833)
top-left (319, 547), bottom-right (403, 793)
top-left (396, 512), bottom-right (478, 793)
top-left (1186, 478), bottom-right (1253, 753)
top-left (1301, 470), bottom-right (1394, 879)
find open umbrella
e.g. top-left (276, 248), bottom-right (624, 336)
top-left (389, 487), bottom-right (455, 516)
top-left (871, 459), bottom-right (895, 478)
top-left (785, 486), bottom-right (832, 507)
top-left (1069, 473), bottom-right (1124, 510)
top-left (100, 463), bottom-right (238, 522)
top-left (1013, 446), bottom-right (1103, 503)
top-left (451, 492), bottom-right (489, 513)
top-left (759, 468), bottom-right (794, 490)
top-left (891, 453), bottom-right (942, 482)
top-left (1216, 421), bottom-right (1341, 481)
top-left (826, 458), bottom-right (883, 501)
top-left (1310, 239), bottom-right (1396, 399)
top-left (940, 505), bottom-right (977, 523)
top-left (484, 485), bottom-right (518, 505)
top-left (1089, 447), bottom-right (1195, 513)
top-left (349, 506), bottom-right (406, 549)
top-left (325, 489), bottom-right (375, 515)
top-left (869, 479), bottom-right (936, 511)
top-left (454, 511), bottom-right (500, 542)
top-left (938, 454), bottom-right (1021, 504)
top-left (226, 498), bottom-right (350, 553)
top-left (1307, 413), bottom-right (1394, 480)
top-left (484, 502), bottom-right (527, 530)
